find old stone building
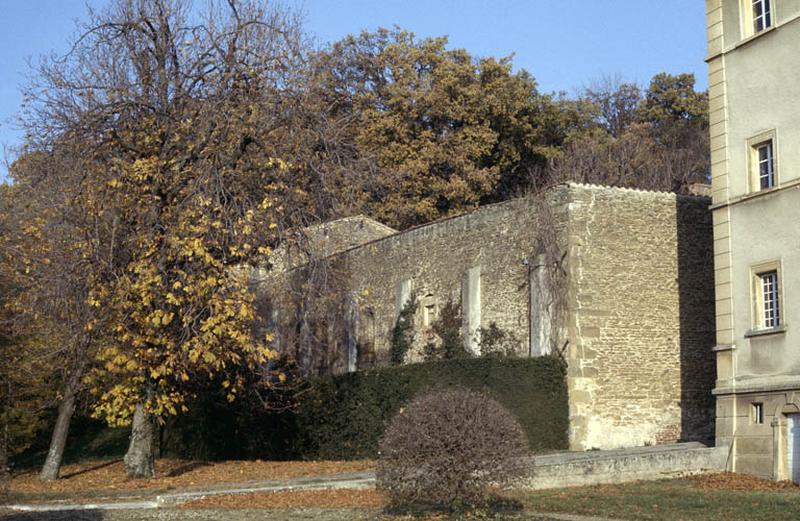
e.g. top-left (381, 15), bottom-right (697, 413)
top-left (707, 0), bottom-right (800, 481)
top-left (256, 182), bottom-right (717, 451)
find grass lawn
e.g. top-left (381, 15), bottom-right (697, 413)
top-left (519, 473), bottom-right (800, 521)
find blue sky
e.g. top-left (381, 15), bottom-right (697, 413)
top-left (0, 0), bottom-right (708, 181)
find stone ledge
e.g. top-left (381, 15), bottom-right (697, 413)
top-left (713, 378), bottom-right (800, 396)
top-left (520, 443), bottom-right (727, 490)
top-left (744, 325), bottom-right (787, 339)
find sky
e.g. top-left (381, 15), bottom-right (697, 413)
top-left (0, 0), bottom-right (708, 182)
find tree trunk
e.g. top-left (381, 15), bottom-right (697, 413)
top-left (38, 389), bottom-right (77, 481)
top-left (123, 401), bottom-right (156, 479)
top-left (0, 417), bottom-right (9, 491)
top-left (39, 356), bottom-right (85, 481)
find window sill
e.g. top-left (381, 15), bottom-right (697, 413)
top-left (745, 325), bottom-right (787, 339)
top-left (706, 13), bottom-right (800, 61)
top-left (735, 24), bottom-right (777, 51)
top-left (710, 178), bottom-right (800, 210)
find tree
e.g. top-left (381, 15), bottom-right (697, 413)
top-left (2, 150), bottom-right (108, 481)
top-left (583, 74), bottom-right (642, 138)
top-left (549, 72), bottom-right (709, 193)
top-left (21, 0), bottom-right (303, 478)
top-left (0, 182), bottom-right (55, 481)
top-left (312, 28), bottom-right (583, 229)
top-left (639, 72), bottom-right (708, 126)
top-left (638, 72), bottom-right (709, 189)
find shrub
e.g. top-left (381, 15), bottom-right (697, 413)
top-left (389, 295), bottom-right (417, 365)
top-left (422, 298), bottom-right (472, 361)
top-left (23, 356), bottom-right (568, 464)
top-left (295, 356), bottom-right (569, 460)
top-left (476, 322), bottom-right (523, 358)
top-left (377, 386), bottom-right (530, 510)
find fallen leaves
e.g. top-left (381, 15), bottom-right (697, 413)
top-left (183, 487), bottom-right (386, 509)
top-left (688, 472), bottom-right (800, 491)
top-left (10, 459), bottom-right (375, 496)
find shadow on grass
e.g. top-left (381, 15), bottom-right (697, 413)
top-left (383, 494), bottom-right (524, 519)
top-left (0, 511), bottom-right (103, 520)
top-left (13, 417), bottom-right (128, 472)
top-left (163, 461), bottom-right (211, 477)
top-left (60, 459), bottom-right (122, 480)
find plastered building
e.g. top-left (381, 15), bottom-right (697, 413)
top-left (257, 183), bottom-right (716, 451)
top-left (707, 0), bottom-right (800, 481)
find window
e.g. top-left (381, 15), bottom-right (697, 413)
top-left (748, 131), bottom-right (778, 191)
top-left (759, 270), bottom-right (781, 328)
top-left (741, 0), bottom-right (774, 38)
top-left (752, 402), bottom-right (765, 424)
top-left (756, 141), bottom-right (775, 189)
top-left (753, 0), bottom-right (773, 33)
top-left (423, 304), bottom-right (436, 327)
top-left (749, 261), bottom-right (784, 334)
top-left (421, 294), bottom-right (436, 328)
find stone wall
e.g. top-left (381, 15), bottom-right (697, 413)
top-left (340, 197), bottom-right (540, 364)
top-left (564, 185), bottom-right (716, 450)
top-left (256, 183), bottom-right (716, 451)
top-left (521, 442), bottom-right (727, 490)
top-left (270, 215), bottom-right (397, 272)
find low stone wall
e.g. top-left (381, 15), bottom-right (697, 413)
top-left (520, 442), bottom-right (727, 490)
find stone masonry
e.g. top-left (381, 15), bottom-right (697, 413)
top-left (256, 183), bottom-right (717, 450)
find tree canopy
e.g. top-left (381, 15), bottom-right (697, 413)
top-left (311, 28), bottom-right (588, 229)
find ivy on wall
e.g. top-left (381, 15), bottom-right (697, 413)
top-left (389, 295), bottom-right (417, 365)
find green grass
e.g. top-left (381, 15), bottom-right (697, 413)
top-left (519, 478), bottom-right (800, 521)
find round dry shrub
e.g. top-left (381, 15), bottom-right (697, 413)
top-left (377, 386), bottom-right (530, 510)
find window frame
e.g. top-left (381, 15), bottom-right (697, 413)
top-left (420, 294), bottom-right (437, 329)
top-left (747, 130), bottom-right (779, 192)
top-left (752, 402), bottom-right (765, 424)
top-left (752, 0), bottom-right (773, 33)
top-left (751, 260), bottom-right (783, 332)
top-left (756, 141), bottom-right (775, 189)
top-left (741, 0), bottom-right (775, 38)
top-left (760, 270), bottom-right (780, 328)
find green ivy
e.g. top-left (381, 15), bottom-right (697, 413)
top-left (389, 295), bottom-right (417, 365)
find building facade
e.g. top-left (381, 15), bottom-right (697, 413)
top-left (707, 0), bottom-right (800, 481)
top-left (257, 183), bottom-right (717, 451)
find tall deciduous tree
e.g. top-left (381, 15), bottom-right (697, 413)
top-left (550, 72), bottom-right (709, 193)
top-left (583, 74), bottom-right (642, 138)
top-left (21, 0), bottom-right (303, 478)
top-left (2, 150), bottom-right (108, 481)
top-left (312, 28), bottom-right (584, 229)
top-left (0, 181), bottom-right (57, 481)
